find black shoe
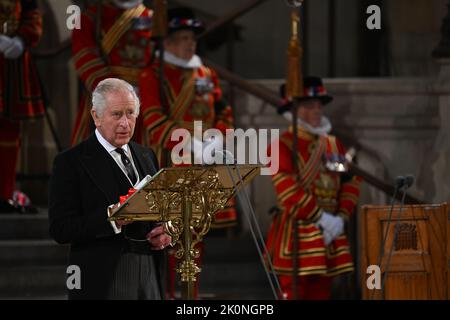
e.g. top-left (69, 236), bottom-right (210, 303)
top-left (20, 205), bottom-right (39, 214)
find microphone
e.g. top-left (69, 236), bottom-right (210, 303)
top-left (219, 149), bottom-right (284, 299)
top-left (371, 174), bottom-right (403, 299)
top-left (380, 174), bottom-right (414, 298)
top-left (394, 175), bottom-right (405, 189)
top-left (395, 174), bottom-right (414, 192)
top-left (403, 174), bottom-right (414, 190)
top-left (216, 149), bottom-right (236, 165)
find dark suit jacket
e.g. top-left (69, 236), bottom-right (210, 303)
top-left (49, 133), bottom-right (163, 299)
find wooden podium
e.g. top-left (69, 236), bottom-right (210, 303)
top-left (360, 203), bottom-right (449, 300)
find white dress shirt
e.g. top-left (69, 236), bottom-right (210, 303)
top-left (95, 129), bottom-right (140, 234)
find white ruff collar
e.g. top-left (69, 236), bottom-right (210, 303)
top-left (163, 51), bottom-right (203, 69)
top-left (283, 112), bottom-right (332, 136)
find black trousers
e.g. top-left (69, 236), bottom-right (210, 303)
top-left (106, 252), bottom-right (161, 300)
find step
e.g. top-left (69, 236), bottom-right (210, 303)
top-left (0, 292), bottom-right (67, 300)
top-left (0, 240), bottom-right (68, 266)
top-left (198, 287), bottom-right (275, 300)
top-left (200, 261), bottom-right (269, 287)
top-left (0, 211), bottom-right (50, 240)
top-left (202, 235), bottom-right (264, 263)
top-left (170, 286), bottom-right (275, 300)
top-left (0, 265), bottom-right (67, 297)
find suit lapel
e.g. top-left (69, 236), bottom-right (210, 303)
top-left (79, 134), bottom-right (128, 204)
top-left (78, 135), bottom-right (158, 206)
top-left (129, 142), bottom-right (157, 178)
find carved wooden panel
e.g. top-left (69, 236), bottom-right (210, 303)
top-left (360, 204), bottom-right (448, 300)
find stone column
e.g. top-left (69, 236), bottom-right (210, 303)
top-left (431, 2), bottom-right (450, 203)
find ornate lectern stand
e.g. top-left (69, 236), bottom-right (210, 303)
top-left (109, 165), bottom-right (261, 299)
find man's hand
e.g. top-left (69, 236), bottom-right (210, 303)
top-left (108, 202), bottom-right (133, 229)
top-left (114, 219), bottom-right (133, 228)
top-left (146, 225), bottom-right (172, 250)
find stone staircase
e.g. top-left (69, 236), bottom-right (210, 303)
top-left (195, 234), bottom-right (275, 300)
top-left (0, 210), bottom-right (274, 300)
top-left (0, 210), bottom-right (68, 299)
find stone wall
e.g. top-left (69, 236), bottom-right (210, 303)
top-left (228, 75), bottom-right (445, 235)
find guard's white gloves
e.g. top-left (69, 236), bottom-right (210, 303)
top-left (0, 35), bottom-right (24, 59)
top-left (0, 35), bottom-right (10, 52)
top-left (316, 211), bottom-right (344, 246)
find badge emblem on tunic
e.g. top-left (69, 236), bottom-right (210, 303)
top-left (190, 101), bottom-right (211, 118)
top-left (194, 77), bottom-right (214, 95)
top-left (119, 34), bottom-right (149, 67)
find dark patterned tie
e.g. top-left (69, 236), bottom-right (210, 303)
top-left (115, 148), bottom-right (137, 185)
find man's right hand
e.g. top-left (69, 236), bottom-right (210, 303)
top-left (114, 219), bottom-right (133, 228)
top-left (108, 202), bottom-right (133, 229)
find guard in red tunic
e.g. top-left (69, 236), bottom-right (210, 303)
top-left (71, 0), bottom-right (154, 145)
top-left (139, 7), bottom-right (236, 229)
top-left (139, 7), bottom-right (236, 299)
top-left (0, 0), bottom-right (44, 211)
top-left (266, 77), bottom-right (362, 300)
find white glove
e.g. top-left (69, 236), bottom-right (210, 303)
top-left (0, 35), bottom-right (11, 52)
top-left (0, 35), bottom-right (24, 59)
top-left (316, 211), bottom-right (344, 245)
top-left (321, 229), bottom-right (334, 247)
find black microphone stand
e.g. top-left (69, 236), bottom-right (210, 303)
top-left (379, 175), bottom-right (414, 299)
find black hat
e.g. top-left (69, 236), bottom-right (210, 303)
top-left (277, 76), bottom-right (333, 114)
top-left (167, 7), bottom-right (204, 34)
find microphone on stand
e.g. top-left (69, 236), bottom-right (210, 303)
top-left (403, 175), bottom-right (415, 190)
top-left (216, 148), bottom-right (284, 299)
top-left (216, 149), bottom-right (236, 165)
top-left (380, 174), bottom-right (415, 299)
top-left (371, 175), bottom-right (404, 299)
top-left (394, 175), bottom-right (405, 190)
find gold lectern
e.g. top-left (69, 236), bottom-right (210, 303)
top-left (108, 164), bottom-right (261, 299)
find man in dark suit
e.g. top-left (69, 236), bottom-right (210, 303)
top-left (49, 78), bottom-right (171, 299)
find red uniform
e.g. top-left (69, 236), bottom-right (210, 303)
top-left (71, 3), bottom-right (153, 145)
top-left (139, 62), bottom-right (236, 228)
top-left (266, 127), bottom-right (362, 299)
top-left (0, 0), bottom-right (44, 201)
top-left (140, 60), bottom-right (236, 299)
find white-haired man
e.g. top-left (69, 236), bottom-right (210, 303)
top-left (49, 78), bottom-right (171, 299)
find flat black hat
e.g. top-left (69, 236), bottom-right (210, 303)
top-left (278, 76), bottom-right (333, 114)
top-left (168, 7), bottom-right (205, 34)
